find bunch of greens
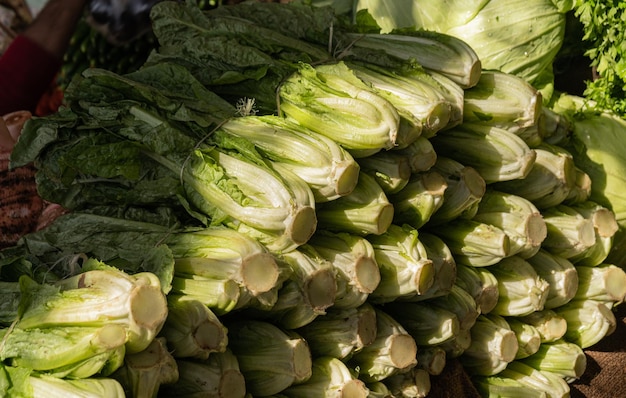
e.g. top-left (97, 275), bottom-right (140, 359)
top-left (11, 63), bottom-right (318, 253)
top-left (318, 0), bottom-right (573, 100)
top-left (146, 0), bottom-right (481, 154)
top-left (0, 259), bottom-right (168, 396)
top-left (573, 0), bottom-right (626, 115)
top-left (4, 1), bottom-right (626, 397)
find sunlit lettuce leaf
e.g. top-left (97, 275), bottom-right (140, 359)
top-left (355, 0), bottom-right (573, 88)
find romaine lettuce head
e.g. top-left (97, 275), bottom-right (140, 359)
top-left (552, 94), bottom-right (626, 267)
top-left (355, 0), bottom-right (573, 88)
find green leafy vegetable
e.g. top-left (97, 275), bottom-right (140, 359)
top-left (353, 0), bottom-right (573, 93)
top-left (574, 0), bottom-right (626, 115)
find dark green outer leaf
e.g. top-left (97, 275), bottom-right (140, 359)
top-left (149, 1), bottom-right (326, 87)
top-left (207, 1), bottom-right (337, 44)
top-left (20, 211), bottom-right (177, 293)
top-left (10, 108), bottom-right (79, 169)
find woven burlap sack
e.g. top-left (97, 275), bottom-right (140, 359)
top-left (429, 358), bottom-right (481, 397)
top-left (570, 303), bottom-right (626, 398)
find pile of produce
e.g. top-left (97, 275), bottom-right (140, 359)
top-left (3, 0), bottom-right (626, 396)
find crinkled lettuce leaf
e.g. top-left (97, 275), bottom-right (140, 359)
top-left (354, 0), bottom-right (573, 90)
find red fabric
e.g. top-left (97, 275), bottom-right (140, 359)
top-left (0, 35), bottom-right (62, 115)
top-left (35, 83), bottom-right (64, 116)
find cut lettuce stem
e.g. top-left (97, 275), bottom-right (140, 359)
top-left (138, 113), bottom-right (317, 252)
top-left (416, 345), bottom-right (447, 376)
top-left (384, 301), bottom-right (460, 346)
top-left (367, 224), bottom-right (435, 303)
top-left (521, 339), bottom-right (587, 382)
top-left (167, 226), bottom-right (281, 297)
top-left (160, 295), bottom-right (228, 360)
top-left (574, 264), bottom-right (626, 306)
top-left (296, 303), bottom-right (377, 361)
top-left (358, 150), bottom-right (412, 195)
top-left (564, 167), bottom-right (592, 205)
top-left (539, 107), bottom-right (572, 147)
top-left (430, 123), bottom-right (536, 184)
top-left (519, 310), bottom-right (568, 344)
top-left (282, 356), bottom-right (369, 397)
top-left (0, 324), bottom-right (127, 377)
top-left (281, 245), bottom-right (338, 313)
top-left (308, 231), bottom-right (381, 309)
top-left (279, 62), bottom-right (400, 155)
top-left (225, 320), bottom-right (312, 397)
top-left (348, 308), bottom-right (417, 383)
top-left (427, 70), bottom-right (465, 131)
top-left (430, 283), bottom-right (479, 330)
top-left (159, 350), bottom-right (246, 398)
top-left (541, 204), bottom-right (597, 260)
top-left (349, 62), bottom-right (452, 139)
top-left (578, 201), bottom-right (620, 238)
top-left (409, 232), bottom-right (457, 301)
top-left (210, 149), bottom-right (317, 250)
top-left (568, 201), bottom-right (619, 266)
top-left (256, 245), bottom-right (337, 329)
top-left (526, 250), bottom-right (579, 310)
top-left (383, 367), bottom-right (431, 398)
top-left (463, 71), bottom-right (542, 141)
top-left (390, 171), bottom-right (447, 230)
top-left (393, 136), bottom-right (438, 173)
top-left (17, 266), bottom-right (167, 354)
top-left (506, 317), bottom-right (543, 360)
top-left (255, 279), bottom-right (328, 330)
top-left (429, 219), bottom-right (510, 267)
top-left (460, 314), bottom-right (519, 376)
top-left (315, 172), bottom-right (394, 236)
top-left (492, 143), bottom-right (576, 210)
top-left (111, 337), bottom-right (179, 398)
top-left (455, 264), bottom-right (500, 315)
top-left (488, 256), bottom-right (550, 317)
top-left (170, 275), bottom-right (241, 316)
top-left (173, 254), bottom-right (277, 302)
top-left (428, 157), bottom-right (486, 225)
top-left (472, 190), bottom-right (547, 259)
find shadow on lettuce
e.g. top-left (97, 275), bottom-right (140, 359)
top-left (552, 93), bottom-right (626, 269)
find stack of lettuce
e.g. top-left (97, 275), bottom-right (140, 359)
top-left (1, 1), bottom-right (625, 397)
